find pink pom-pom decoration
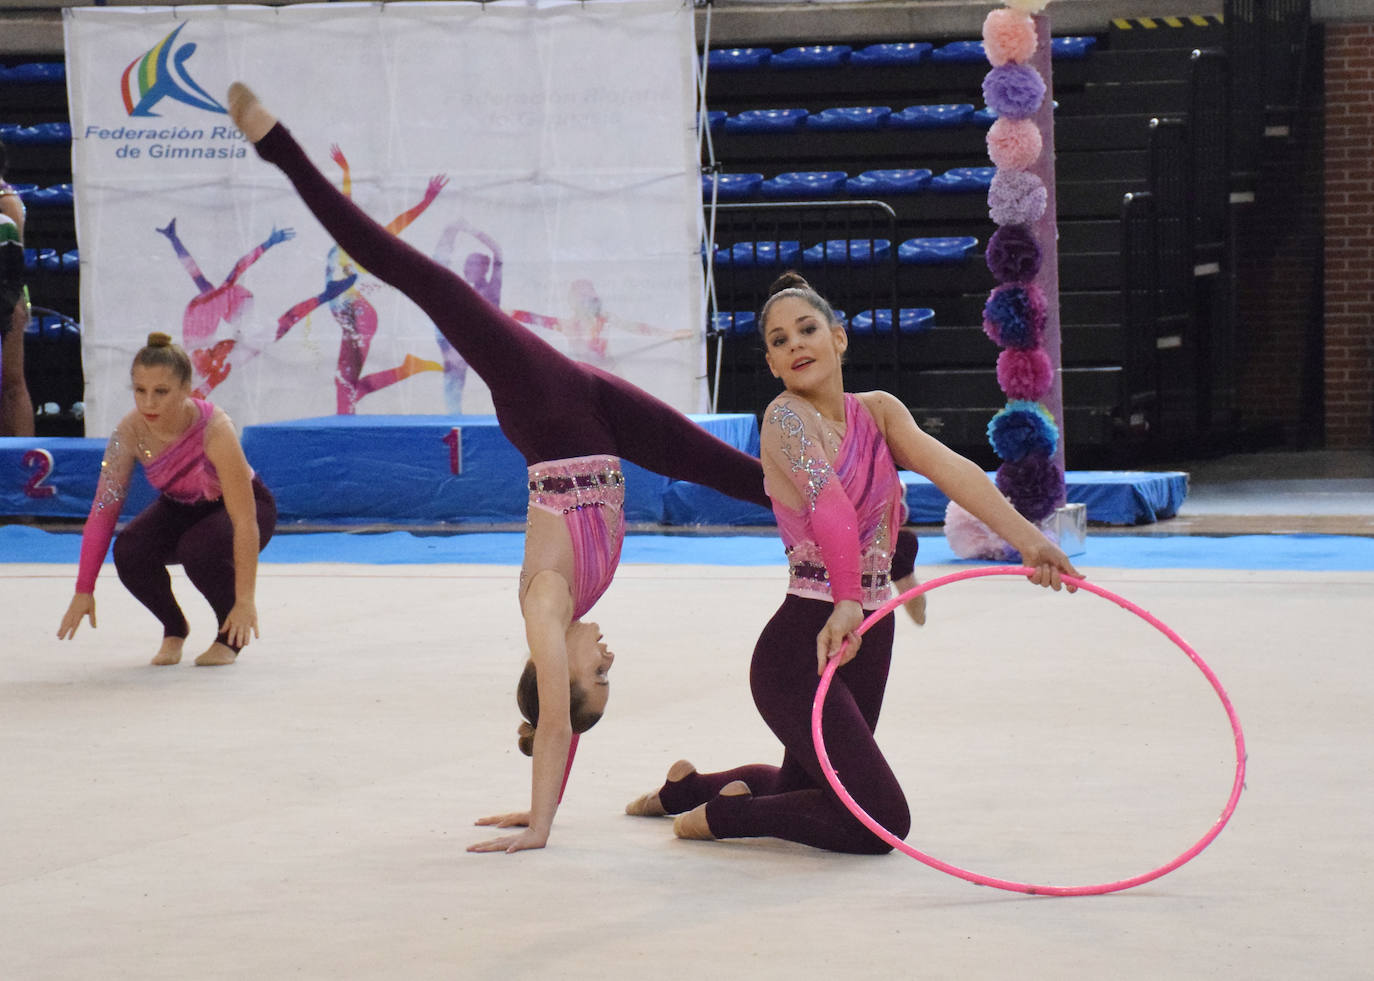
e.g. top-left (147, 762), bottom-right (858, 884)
top-left (986, 118), bottom-right (1043, 171)
top-left (988, 169), bottom-right (1048, 226)
top-left (944, 501), bottom-right (1019, 561)
top-left (983, 8), bottom-right (1038, 66)
top-left (997, 346), bottom-right (1055, 400)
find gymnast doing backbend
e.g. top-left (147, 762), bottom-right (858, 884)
top-left (625, 272), bottom-right (1082, 853)
top-left (226, 83), bottom-right (804, 853)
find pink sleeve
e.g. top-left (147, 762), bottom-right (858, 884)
top-left (75, 430), bottom-right (134, 593)
top-left (764, 399), bottom-right (862, 603)
top-left (806, 479), bottom-right (863, 603)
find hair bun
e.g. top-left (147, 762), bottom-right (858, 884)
top-left (517, 721), bottom-right (536, 757)
top-left (146, 331), bottom-right (173, 348)
top-left (767, 271), bottom-right (810, 297)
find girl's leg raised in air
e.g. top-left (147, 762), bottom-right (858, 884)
top-left (228, 85), bottom-right (564, 413)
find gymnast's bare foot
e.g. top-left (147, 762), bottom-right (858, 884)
top-left (673, 780), bottom-right (749, 841)
top-left (625, 759), bottom-right (696, 817)
top-left (194, 643), bottom-right (237, 667)
top-left (894, 571), bottom-right (927, 626)
top-left (227, 82), bottom-right (277, 143)
top-left (150, 637), bottom-right (184, 666)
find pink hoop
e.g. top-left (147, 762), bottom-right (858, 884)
top-left (812, 565), bottom-right (1247, 896)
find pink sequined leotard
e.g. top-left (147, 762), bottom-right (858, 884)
top-left (768, 393), bottom-right (904, 610)
top-left (75, 399), bottom-right (237, 592)
top-left (525, 455), bottom-right (626, 620)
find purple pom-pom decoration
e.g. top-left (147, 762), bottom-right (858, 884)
top-left (987, 399), bottom-right (1059, 462)
top-left (983, 283), bottom-right (1047, 348)
top-left (988, 169), bottom-right (1047, 226)
top-left (997, 346), bottom-right (1054, 399)
top-left (995, 452), bottom-right (1063, 522)
top-left (985, 224), bottom-right (1042, 283)
top-left (944, 501), bottom-right (1019, 561)
top-left (982, 64), bottom-right (1046, 120)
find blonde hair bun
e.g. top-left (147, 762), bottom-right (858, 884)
top-left (517, 721), bottom-right (536, 757)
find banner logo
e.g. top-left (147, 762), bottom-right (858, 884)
top-left (120, 23), bottom-right (226, 118)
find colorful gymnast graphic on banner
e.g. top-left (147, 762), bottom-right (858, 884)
top-left (64, 1), bottom-right (704, 435)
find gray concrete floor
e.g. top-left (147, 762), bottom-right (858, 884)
top-left (4, 530), bottom-right (1372, 978)
top-left (1139, 449), bottom-right (1374, 536)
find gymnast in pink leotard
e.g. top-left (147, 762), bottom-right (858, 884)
top-left (227, 83), bottom-right (781, 854)
top-left (626, 273), bottom-right (1082, 853)
top-left (57, 333), bottom-right (276, 667)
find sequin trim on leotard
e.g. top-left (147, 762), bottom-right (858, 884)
top-left (526, 455), bottom-right (626, 620)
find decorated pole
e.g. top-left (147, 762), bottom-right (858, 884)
top-left (947, 0), bottom-right (1070, 560)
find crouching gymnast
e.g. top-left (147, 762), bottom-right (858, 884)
top-left (56, 333), bottom-right (276, 666)
top-left (626, 273), bottom-right (1081, 854)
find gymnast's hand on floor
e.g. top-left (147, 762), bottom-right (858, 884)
top-left (468, 819), bottom-right (547, 855)
top-left (219, 600), bottom-right (259, 649)
top-left (56, 593), bottom-right (97, 639)
top-left (816, 599), bottom-right (864, 675)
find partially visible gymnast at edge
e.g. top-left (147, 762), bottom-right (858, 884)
top-left (224, 84), bottom-right (911, 854)
top-left (56, 332), bottom-right (277, 666)
top-left (625, 272), bottom-right (1082, 854)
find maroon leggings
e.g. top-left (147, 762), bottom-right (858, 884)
top-left (254, 124), bottom-right (769, 508)
top-left (658, 594), bottom-right (910, 854)
top-left (113, 477), bottom-right (277, 651)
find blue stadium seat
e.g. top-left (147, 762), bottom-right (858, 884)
top-left (851, 42), bottom-right (933, 67)
top-left (38, 313), bottom-right (68, 341)
top-left (929, 37), bottom-right (1097, 64)
top-left (849, 308), bottom-right (936, 334)
top-left (0, 63), bottom-right (67, 84)
top-left (845, 169), bottom-right (933, 195)
top-left (897, 237), bottom-right (979, 264)
top-left (725, 108), bottom-right (809, 133)
top-left (702, 110), bottom-right (726, 133)
top-left (1051, 36), bottom-right (1098, 59)
top-left (769, 45), bottom-right (852, 70)
top-left (928, 167), bottom-right (995, 193)
top-left (24, 247), bottom-right (60, 271)
top-left (713, 311), bottom-right (758, 336)
top-left (0, 122), bottom-right (71, 145)
top-left (804, 106), bottom-right (891, 131)
top-left (6, 182), bottom-right (39, 199)
top-left (23, 184), bottom-right (75, 207)
top-left (702, 172), bottom-right (763, 201)
top-left (889, 104), bottom-right (975, 129)
top-left (800, 239), bottom-right (892, 266)
top-left (61, 250), bottom-right (79, 273)
top-left (758, 171), bottom-right (848, 199)
top-left (708, 48), bottom-right (773, 71)
top-left (714, 241), bottom-right (803, 267)
top-left (930, 41), bottom-right (987, 64)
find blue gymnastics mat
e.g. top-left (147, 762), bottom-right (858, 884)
top-left (5, 525), bottom-right (1373, 572)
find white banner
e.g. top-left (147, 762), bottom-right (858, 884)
top-left (64, 1), bottom-right (704, 435)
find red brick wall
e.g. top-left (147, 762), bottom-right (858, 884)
top-left (1324, 24), bottom-right (1374, 448)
